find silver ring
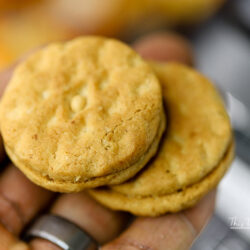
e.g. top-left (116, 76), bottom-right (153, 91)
top-left (24, 214), bottom-right (97, 250)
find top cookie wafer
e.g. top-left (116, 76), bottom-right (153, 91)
top-left (89, 62), bottom-right (233, 216)
top-left (0, 36), bottom-right (165, 192)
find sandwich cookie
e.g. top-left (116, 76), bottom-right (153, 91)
top-left (0, 37), bottom-right (165, 192)
top-left (89, 62), bottom-right (233, 216)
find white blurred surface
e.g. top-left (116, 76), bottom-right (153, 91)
top-left (216, 157), bottom-right (250, 242)
top-left (194, 20), bottom-right (250, 109)
top-left (226, 93), bottom-right (250, 137)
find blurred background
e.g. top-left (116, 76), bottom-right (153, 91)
top-left (0, 0), bottom-right (228, 70)
top-left (0, 0), bottom-right (249, 249)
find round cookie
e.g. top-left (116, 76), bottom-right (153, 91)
top-left (89, 62), bottom-right (233, 216)
top-left (0, 36), bottom-right (165, 192)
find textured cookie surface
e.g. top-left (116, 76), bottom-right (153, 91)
top-left (0, 36), bottom-right (164, 192)
top-left (89, 143), bottom-right (234, 216)
top-left (89, 62), bottom-right (233, 215)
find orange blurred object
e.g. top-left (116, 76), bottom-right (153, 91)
top-left (0, 9), bottom-right (73, 69)
top-left (0, 0), bottom-right (226, 69)
top-left (145, 0), bottom-right (226, 25)
top-left (48, 0), bottom-right (226, 34)
top-left (0, 0), bottom-right (41, 11)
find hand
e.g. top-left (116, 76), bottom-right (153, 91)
top-left (0, 32), bottom-right (214, 250)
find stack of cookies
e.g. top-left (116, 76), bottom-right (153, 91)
top-left (0, 36), bottom-right (233, 216)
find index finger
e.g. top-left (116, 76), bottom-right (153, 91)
top-left (0, 65), bottom-right (15, 97)
top-left (0, 64), bottom-right (16, 164)
top-left (102, 190), bottom-right (216, 250)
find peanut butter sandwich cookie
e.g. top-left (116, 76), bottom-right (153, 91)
top-left (0, 36), bottom-right (165, 192)
top-left (89, 63), bottom-right (234, 216)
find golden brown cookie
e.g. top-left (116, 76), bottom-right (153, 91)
top-left (89, 62), bottom-right (233, 216)
top-left (0, 36), bottom-right (165, 192)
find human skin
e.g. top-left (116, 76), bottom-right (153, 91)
top-left (0, 32), bottom-right (216, 250)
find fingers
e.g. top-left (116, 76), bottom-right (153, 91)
top-left (30, 192), bottom-right (130, 249)
top-left (52, 193), bottom-right (130, 244)
top-left (183, 190), bottom-right (216, 232)
top-left (133, 31), bottom-right (193, 65)
top-left (0, 65), bottom-right (15, 163)
top-left (0, 224), bottom-right (28, 250)
top-left (0, 135), bottom-right (5, 165)
top-left (102, 191), bottom-right (216, 250)
top-left (0, 165), bottom-right (55, 235)
top-left (0, 64), bottom-right (16, 98)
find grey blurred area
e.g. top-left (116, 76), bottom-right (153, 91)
top-left (192, 3), bottom-right (250, 162)
top-left (190, 0), bottom-right (250, 249)
top-left (192, 215), bottom-right (250, 250)
top-left (194, 20), bottom-right (250, 109)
